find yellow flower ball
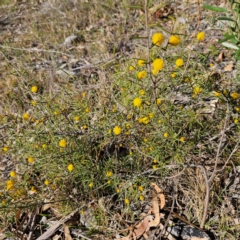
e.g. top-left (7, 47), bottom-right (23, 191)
top-left (164, 132), bottom-right (169, 138)
top-left (137, 59), bottom-right (146, 67)
top-left (28, 157), bottom-right (34, 163)
top-left (179, 137), bottom-right (185, 142)
top-left (23, 113), bottom-right (30, 120)
top-left (116, 188), bottom-right (120, 193)
top-left (193, 86), bottom-right (202, 95)
top-left (10, 171), bottom-right (17, 178)
top-left (152, 32), bottom-right (164, 46)
top-left (137, 70), bottom-right (147, 80)
top-left (133, 97), bottom-right (142, 107)
top-left (139, 195), bottom-right (144, 201)
top-left (44, 180), bottom-right (50, 186)
top-left (89, 182), bottom-right (93, 188)
top-left (6, 180), bottom-right (14, 191)
top-left (171, 72), bottom-right (176, 78)
top-left (85, 108), bottom-right (90, 113)
top-left (125, 198), bottom-right (130, 204)
top-left (129, 65), bottom-right (135, 71)
top-left (31, 86), bottom-right (38, 93)
top-left (106, 171), bottom-right (113, 177)
top-left (31, 100), bottom-right (37, 106)
top-left (169, 35), bottom-right (180, 46)
top-left (67, 164), bottom-right (74, 172)
top-left (139, 89), bottom-right (145, 95)
top-left (2, 146), bottom-right (8, 152)
top-left (176, 58), bottom-right (184, 67)
top-left (156, 98), bottom-right (162, 105)
top-left (59, 139), bottom-right (67, 148)
top-left (214, 91), bottom-right (221, 97)
top-left (152, 58), bottom-right (164, 75)
top-left (113, 126), bottom-right (122, 135)
top-left (138, 186), bottom-right (144, 192)
top-left (230, 92), bottom-right (239, 100)
top-left (197, 32), bottom-right (205, 42)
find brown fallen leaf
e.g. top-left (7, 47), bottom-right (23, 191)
top-left (133, 215), bottom-right (153, 240)
top-left (148, 193), bottom-right (160, 228)
top-left (64, 225), bottom-right (73, 240)
top-left (151, 183), bottom-right (165, 209)
top-left (224, 64), bottom-right (233, 72)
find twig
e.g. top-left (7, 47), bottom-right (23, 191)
top-left (144, 0), bottom-right (150, 71)
top-left (208, 102), bottom-right (229, 184)
top-left (0, 45), bottom-right (74, 57)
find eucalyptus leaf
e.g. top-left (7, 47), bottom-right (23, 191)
top-left (222, 42), bottom-right (239, 50)
top-left (218, 17), bottom-right (235, 22)
top-left (203, 4), bottom-right (228, 12)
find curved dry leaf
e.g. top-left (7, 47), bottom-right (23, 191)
top-left (151, 183), bottom-right (165, 209)
top-left (148, 194), bottom-right (160, 227)
top-left (133, 215), bottom-right (153, 240)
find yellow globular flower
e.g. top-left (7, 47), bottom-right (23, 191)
top-left (152, 165), bottom-right (157, 170)
top-left (209, 63), bottom-right (214, 67)
top-left (82, 92), bottom-right (87, 97)
top-left (230, 92), bottom-right (239, 100)
top-left (116, 188), bottom-right (120, 193)
top-left (23, 113), bottom-right (30, 120)
top-left (59, 139), bottom-right (67, 148)
top-left (133, 97), bottom-right (142, 107)
top-left (137, 70), bottom-right (147, 80)
top-left (44, 180), bottom-right (50, 186)
top-left (153, 159), bottom-right (157, 163)
top-left (197, 32), bottom-right (205, 42)
top-left (148, 113), bottom-right (154, 119)
top-left (85, 108), bottom-right (90, 113)
top-left (139, 195), bottom-right (144, 201)
top-left (138, 59), bottom-right (146, 67)
top-left (125, 198), bottom-right (130, 205)
top-left (235, 107), bottom-right (240, 112)
top-left (2, 146), bottom-right (8, 152)
top-left (113, 126), bottom-right (122, 135)
top-left (171, 72), bottom-right (176, 78)
top-left (234, 119), bottom-right (238, 123)
top-left (164, 132), bottom-right (169, 138)
top-left (31, 186), bottom-right (37, 194)
top-left (10, 171), bottom-right (17, 178)
top-left (152, 32), bottom-right (164, 46)
top-left (89, 182), bottom-right (93, 188)
top-left (139, 89), bottom-right (145, 95)
top-left (179, 137), bottom-right (185, 142)
top-left (31, 86), bottom-right (38, 93)
top-left (67, 164), bottom-right (74, 172)
top-left (138, 117), bottom-right (149, 124)
top-left (129, 65), bottom-right (135, 71)
top-left (156, 98), bottom-right (162, 105)
top-left (176, 58), bottom-right (184, 67)
top-left (169, 35), bottom-right (180, 46)
top-left (214, 91), bottom-right (221, 97)
top-left (106, 171), bottom-right (113, 177)
top-left (54, 110), bottom-right (60, 115)
top-left (6, 180), bottom-right (14, 191)
top-left (107, 180), bottom-right (111, 184)
top-left (42, 144), bottom-right (47, 149)
top-left (138, 186), bottom-right (144, 192)
top-left (31, 100), bottom-right (36, 106)
top-left (74, 116), bottom-right (80, 122)
top-left (28, 157), bottom-right (34, 163)
top-left (193, 86), bottom-right (202, 95)
top-left (152, 58), bottom-right (164, 75)
top-left (1, 200), bottom-right (6, 205)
